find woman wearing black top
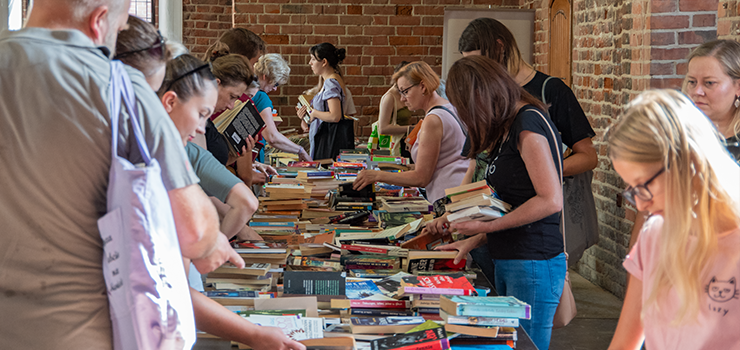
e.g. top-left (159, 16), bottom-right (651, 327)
top-left (438, 56), bottom-right (565, 350)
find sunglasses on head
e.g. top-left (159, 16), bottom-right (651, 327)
top-left (114, 32), bottom-right (165, 60)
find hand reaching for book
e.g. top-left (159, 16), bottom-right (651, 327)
top-left (247, 326), bottom-right (306, 350)
top-left (192, 233), bottom-right (245, 274)
top-left (353, 169), bottom-right (380, 191)
top-left (435, 234), bottom-right (486, 265)
top-left (422, 214), bottom-right (450, 237)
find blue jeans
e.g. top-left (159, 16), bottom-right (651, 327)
top-left (493, 253), bottom-right (566, 350)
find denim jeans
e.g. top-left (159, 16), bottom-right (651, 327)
top-left (492, 253), bottom-right (566, 350)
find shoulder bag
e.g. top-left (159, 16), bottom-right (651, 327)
top-left (98, 61), bottom-right (195, 349)
top-left (528, 107), bottom-right (577, 329)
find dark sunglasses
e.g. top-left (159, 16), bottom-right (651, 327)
top-left (114, 32), bottom-right (165, 60)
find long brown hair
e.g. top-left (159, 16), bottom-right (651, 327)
top-left (458, 18), bottom-right (525, 76)
top-left (447, 56), bottom-right (546, 158)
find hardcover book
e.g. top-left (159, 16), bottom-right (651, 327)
top-left (349, 316), bottom-right (426, 334)
top-left (440, 295), bottom-right (531, 319)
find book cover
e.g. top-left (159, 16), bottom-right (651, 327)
top-left (444, 180), bottom-right (489, 197)
top-left (346, 280), bottom-right (384, 299)
top-left (440, 310), bottom-right (520, 327)
top-left (202, 290), bottom-right (260, 298)
top-left (400, 233), bottom-right (453, 251)
top-left (350, 308), bottom-right (415, 317)
top-left (444, 324), bottom-right (499, 338)
top-left (398, 275), bottom-right (476, 297)
top-left (406, 251), bottom-right (466, 273)
top-left (283, 270), bottom-right (346, 296)
top-left (370, 328), bottom-right (448, 350)
top-left (221, 99), bottom-right (265, 156)
top-left (350, 316), bottom-right (426, 334)
top-left (350, 269), bottom-right (404, 278)
top-left (440, 295), bottom-right (530, 319)
top-left (447, 206), bottom-right (504, 223)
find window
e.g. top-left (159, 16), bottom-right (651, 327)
top-left (129, 0), bottom-right (154, 23)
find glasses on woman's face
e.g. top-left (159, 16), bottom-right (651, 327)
top-left (114, 32), bottom-right (165, 60)
top-left (398, 83), bottom-right (419, 97)
top-left (622, 167), bottom-right (665, 206)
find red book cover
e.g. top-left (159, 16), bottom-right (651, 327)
top-left (399, 275), bottom-right (476, 296)
top-left (341, 244), bottom-right (388, 254)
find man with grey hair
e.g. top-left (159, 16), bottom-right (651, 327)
top-left (0, 0), bottom-right (242, 348)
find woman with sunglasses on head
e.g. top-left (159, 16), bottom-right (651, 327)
top-left (436, 56), bottom-right (565, 350)
top-left (606, 89), bottom-right (740, 350)
top-left (353, 61), bottom-right (469, 203)
top-left (297, 42), bottom-right (355, 160)
top-left (116, 20), bottom-right (305, 350)
top-left (251, 53), bottom-right (311, 163)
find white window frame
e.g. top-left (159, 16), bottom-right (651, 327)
top-left (158, 0), bottom-right (182, 44)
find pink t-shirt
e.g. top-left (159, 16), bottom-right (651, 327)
top-left (624, 215), bottom-right (740, 349)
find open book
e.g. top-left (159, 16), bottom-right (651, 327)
top-left (212, 99), bottom-right (265, 157)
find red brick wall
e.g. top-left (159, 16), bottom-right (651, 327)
top-left (718, 0), bottom-right (740, 38)
top-left (649, 0), bottom-right (718, 89)
top-left (182, 0), bottom-right (522, 137)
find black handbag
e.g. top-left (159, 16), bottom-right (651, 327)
top-left (313, 85), bottom-right (355, 160)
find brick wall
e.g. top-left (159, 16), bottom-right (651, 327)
top-left (718, 0), bottom-right (740, 38)
top-left (649, 0), bottom-right (718, 89)
top-left (182, 0), bottom-right (521, 136)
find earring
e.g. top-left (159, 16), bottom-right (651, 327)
top-left (735, 95), bottom-right (740, 108)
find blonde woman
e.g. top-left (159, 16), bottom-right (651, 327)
top-left (684, 39), bottom-right (740, 161)
top-left (607, 89), bottom-right (740, 349)
top-left (253, 53), bottom-right (311, 162)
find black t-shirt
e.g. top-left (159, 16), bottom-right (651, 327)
top-left (523, 71), bottom-right (595, 148)
top-left (484, 106), bottom-right (564, 260)
top-left (725, 134), bottom-right (740, 163)
top-left (205, 119), bottom-right (230, 165)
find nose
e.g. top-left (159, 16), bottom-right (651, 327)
top-left (693, 84), bottom-right (705, 96)
top-left (634, 197), bottom-right (651, 212)
top-left (227, 101), bottom-right (235, 111)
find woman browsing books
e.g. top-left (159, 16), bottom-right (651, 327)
top-left (297, 42), bottom-right (355, 160)
top-left (435, 56), bottom-right (565, 350)
top-left (605, 90), bottom-right (740, 349)
top-left (353, 61), bottom-right (469, 203)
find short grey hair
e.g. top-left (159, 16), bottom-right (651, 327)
top-left (254, 53), bottom-right (290, 86)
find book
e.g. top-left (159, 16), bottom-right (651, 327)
top-left (349, 316), bottom-right (426, 334)
top-left (300, 336), bottom-right (356, 350)
top-left (400, 233), bottom-right (453, 250)
top-left (370, 327), bottom-right (448, 350)
top-left (445, 194), bottom-right (511, 214)
top-left (283, 270), bottom-right (346, 296)
top-left (449, 188), bottom-right (494, 203)
top-left (201, 290), bottom-right (260, 298)
top-left (211, 263), bottom-right (271, 276)
top-left (446, 206), bottom-right (504, 223)
top-left (298, 95), bottom-right (313, 123)
top-left (444, 180), bottom-right (489, 197)
top-left (212, 99), bottom-right (266, 157)
top-left (440, 295), bottom-right (531, 319)
top-left (350, 269), bottom-right (404, 278)
top-left (444, 324), bottom-right (499, 338)
top-left (345, 280), bottom-right (384, 299)
top-left (397, 275), bottom-right (476, 298)
top-left (380, 198), bottom-right (433, 213)
top-left (406, 250), bottom-right (466, 273)
top-left (331, 299), bottom-right (411, 309)
top-left (350, 308), bottom-right (415, 317)
top-left (439, 310), bottom-right (520, 327)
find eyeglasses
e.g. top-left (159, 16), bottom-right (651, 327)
top-left (164, 64), bottom-right (211, 92)
top-left (398, 83), bottom-right (419, 97)
top-left (622, 167), bottom-right (665, 206)
top-left (114, 32), bottom-right (165, 60)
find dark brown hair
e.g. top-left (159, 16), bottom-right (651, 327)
top-left (207, 41), bottom-right (256, 88)
top-left (115, 15), bottom-right (170, 77)
top-left (157, 54), bottom-right (217, 101)
top-left (458, 18), bottom-right (524, 75)
top-left (447, 55), bottom-right (547, 157)
top-left (210, 28), bottom-right (266, 61)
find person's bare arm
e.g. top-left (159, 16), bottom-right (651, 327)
top-left (461, 159), bottom-right (476, 185)
top-left (629, 211), bottom-right (649, 250)
top-left (169, 184), bottom-right (220, 259)
top-left (219, 183), bottom-right (259, 240)
top-left (353, 114), bottom-right (443, 190)
top-left (191, 289), bottom-right (307, 350)
top-left (258, 107), bottom-right (311, 161)
top-left (607, 275), bottom-right (645, 350)
top-left (377, 92), bottom-right (408, 135)
top-left (308, 98), bottom-right (342, 123)
top-left (563, 137), bottom-right (597, 177)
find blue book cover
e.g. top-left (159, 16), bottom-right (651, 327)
top-left (345, 280), bottom-right (384, 299)
top-left (441, 295), bottom-right (531, 320)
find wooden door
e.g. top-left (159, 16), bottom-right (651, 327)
top-left (549, 0), bottom-right (572, 86)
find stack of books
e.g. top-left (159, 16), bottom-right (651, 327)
top-left (443, 181), bottom-right (511, 223)
top-left (440, 295), bottom-right (531, 349)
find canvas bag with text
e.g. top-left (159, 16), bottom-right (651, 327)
top-left (98, 61), bottom-right (195, 350)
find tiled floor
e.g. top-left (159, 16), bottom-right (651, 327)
top-left (549, 272), bottom-right (623, 350)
